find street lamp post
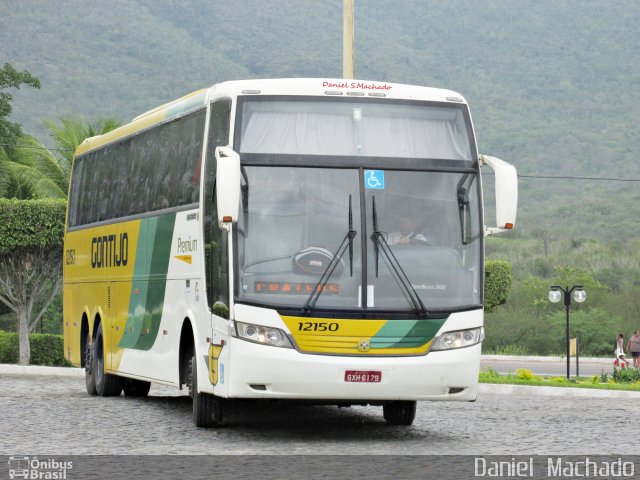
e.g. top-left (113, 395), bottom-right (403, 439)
top-left (343, 0), bottom-right (355, 79)
top-left (548, 285), bottom-right (586, 379)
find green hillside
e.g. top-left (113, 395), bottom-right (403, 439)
top-left (2, 1), bottom-right (638, 241)
top-left (1, 0), bottom-right (639, 349)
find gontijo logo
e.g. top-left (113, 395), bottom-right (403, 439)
top-left (91, 233), bottom-right (128, 268)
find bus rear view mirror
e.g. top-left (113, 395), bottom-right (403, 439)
top-left (480, 155), bottom-right (518, 235)
top-left (215, 146), bottom-right (241, 226)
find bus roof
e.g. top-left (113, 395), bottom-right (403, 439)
top-left (74, 78), bottom-right (467, 156)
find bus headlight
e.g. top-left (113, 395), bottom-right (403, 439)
top-left (236, 322), bottom-right (293, 348)
top-left (430, 327), bottom-right (484, 351)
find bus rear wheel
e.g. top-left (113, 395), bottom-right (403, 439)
top-left (92, 324), bottom-right (123, 397)
top-left (123, 378), bottom-right (151, 397)
top-left (188, 354), bottom-right (223, 427)
top-left (383, 401), bottom-right (417, 426)
top-left (84, 333), bottom-right (97, 396)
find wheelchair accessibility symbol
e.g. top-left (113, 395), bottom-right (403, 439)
top-left (365, 170), bottom-right (385, 189)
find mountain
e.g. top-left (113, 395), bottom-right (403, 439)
top-left (1, 0), bottom-right (639, 240)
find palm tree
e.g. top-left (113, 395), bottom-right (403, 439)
top-left (43, 116), bottom-right (121, 166)
top-left (0, 116), bottom-right (120, 199)
top-left (1, 134), bottom-right (69, 198)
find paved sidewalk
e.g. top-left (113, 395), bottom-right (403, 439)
top-left (482, 354), bottom-right (611, 364)
top-left (0, 363), bottom-right (83, 377)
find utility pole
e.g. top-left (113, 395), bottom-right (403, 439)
top-left (343, 0), bottom-right (355, 79)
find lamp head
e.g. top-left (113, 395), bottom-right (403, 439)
top-left (573, 287), bottom-right (586, 303)
top-left (548, 286), bottom-right (562, 303)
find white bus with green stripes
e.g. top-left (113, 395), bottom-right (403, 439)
top-left (64, 78), bottom-right (517, 427)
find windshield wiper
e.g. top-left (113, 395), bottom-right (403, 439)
top-left (241, 166), bottom-right (249, 237)
top-left (303, 195), bottom-right (357, 313)
top-left (456, 174), bottom-right (472, 245)
top-left (370, 196), bottom-right (428, 317)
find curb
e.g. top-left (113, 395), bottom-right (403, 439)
top-left (0, 364), bottom-right (83, 377)
top-left (479, 383), bottom-right (640, 399)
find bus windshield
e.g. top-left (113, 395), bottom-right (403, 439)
top-left (238, 98), bottom-right (472, 160)
top-left (236, 166), bottom-right (481, 312)
top-left (233, 96), bottom-right (481, 313)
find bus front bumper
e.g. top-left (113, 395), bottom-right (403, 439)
top-left (222, 337), bottom-right (481, 402)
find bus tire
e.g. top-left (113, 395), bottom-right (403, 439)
top-left (383, 401), bottom-right (417, 426)
top-left (188, 354), bottom-right (223, 427)
top-left (123, 378), bottom-right (151, 397)
top-left (84, 333), bottom-right (97, 396)
top-left (92, 324), bottom-right (123, 397)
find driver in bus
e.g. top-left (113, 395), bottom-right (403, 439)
top-left (388, 215), bottom-right (428, 245)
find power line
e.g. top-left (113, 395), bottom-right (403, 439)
top-left (484, 172), bottom-right (640, 182)
top-left (2, 143), bottom-right (639, 182)
top-left (0, 143), bottom-right (73, 153)
top-left (518, 174), bottom-right (640, 182)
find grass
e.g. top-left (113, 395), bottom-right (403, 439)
top-left (479, 368), bottom-right (640, 392)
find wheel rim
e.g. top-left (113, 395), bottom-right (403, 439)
top-left (95, 331), bottom-right (104, 386)
top-left (85, 336), bottom-right (92, 375)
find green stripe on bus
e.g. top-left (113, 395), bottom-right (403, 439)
top-left (118, 219), bottom-right (151, 349)
top-left (135, 214), bottom-right (175, 350)
top-left (371, 318), bottom-right (446, 349)
top-left (118, 214), bottom-right (176, 350)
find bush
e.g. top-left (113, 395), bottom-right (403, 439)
top-left (550, 376), bottom-right (568, 384)
top-left (0, 330), bottom-right (70, 366)
top-left (548, 308), bottom-right (619, 357)
top-left (612, 367), bottom-right (640, 383)
top-left (479, 367), bottom-right (501, 379)
top-left (0, 330), bottom-right (18, 363)
top-left (515, 368), bottom-right (539, 381)
top-left (485, 260), bottom-right (512, 313)
top-left (0, 198), bottom-right (66, 255)
top-left (29, 333), bottom-right (70, 366)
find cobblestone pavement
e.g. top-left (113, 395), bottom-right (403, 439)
top-left (1, 375), bottom-right (638, 456)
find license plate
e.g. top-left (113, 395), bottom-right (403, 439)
top-left (344, 370), bottom-right (382, 383)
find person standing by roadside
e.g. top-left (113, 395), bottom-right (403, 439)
top-left (626, 330), bottom-right (640, 369)
top-left (616, 333), bottom-right (630, 368)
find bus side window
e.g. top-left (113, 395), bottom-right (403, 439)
top-left (174, 112), bottom-right (205, 207)
top-left (68, 157), bottom-right (84, 227)
top-left (81, 154), bottom-right (100, 225)
top-left (129, 134), bottom-right (149, 215)
top-left (152, 124), bottom-right (174, 211)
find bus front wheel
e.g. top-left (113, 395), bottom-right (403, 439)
top-left (188, 354), bottom-right (223, 427)
top-left (383, 401), bottom-right (417, 426)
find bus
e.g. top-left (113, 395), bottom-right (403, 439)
top-left (63, 78), bottom-right (517, 427)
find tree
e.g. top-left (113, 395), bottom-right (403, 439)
top-left (44, 116), bottom-right (121, 165)
top-left (1, 134), bottom-right (68, 198)
top-left (1, 116), bottom-right (120, 199)
top-left (549, 308), bottom-right (619, 357)
top-left (0, 63), bottom-right (41, 147)
top-left (0, 199), bottom-right (66, 364)
top-left (485, 260), bottom-right (512, 313)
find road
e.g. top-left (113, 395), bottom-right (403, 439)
top-left (1, 373), bottom-right (638, 457)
